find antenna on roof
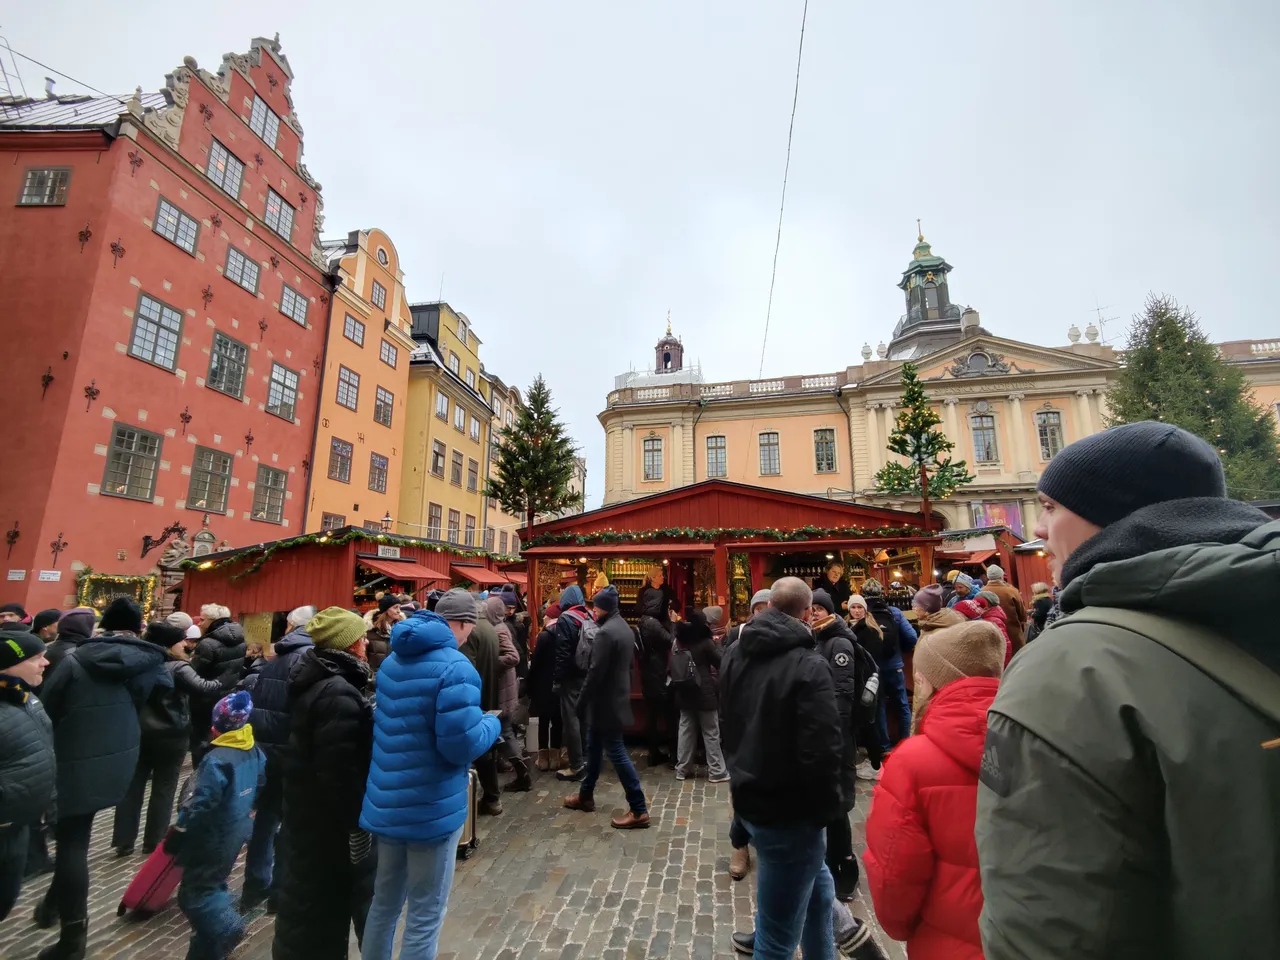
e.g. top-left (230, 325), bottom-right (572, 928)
top-left (1090, 297), bottom-right (1120, 345)
top-left (0, 35), bottom-right (28, 99)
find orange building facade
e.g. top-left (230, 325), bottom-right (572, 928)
top-left (0, 37), bottom-right (329, 613)
top-left (308, 228), bottom-right (416, 532)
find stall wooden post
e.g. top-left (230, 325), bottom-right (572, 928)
top-left (996, 535), bottom-right (1015, 587)
top-left (712, 542), bottom-right (729, 609)
top-left (748, 554), bottom-right (767, 602)
top-left (526, 557), bottom-right (541, 634)
top-left (920, 541), bottom-right (936, 586)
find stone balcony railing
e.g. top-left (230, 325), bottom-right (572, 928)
top-left (607, 371), bottom-right (851, 407)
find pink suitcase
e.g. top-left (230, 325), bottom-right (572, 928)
top-left (117, 830), bottom-right (183, 917)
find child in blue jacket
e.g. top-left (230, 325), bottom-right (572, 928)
top-left (171, 690), bottom-right (264, 960)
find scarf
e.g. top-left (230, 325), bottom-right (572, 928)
top-left (0, 675), bottom-right (31, 705)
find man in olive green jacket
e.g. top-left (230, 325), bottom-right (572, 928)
top-left (976, 422), bottom-right (1280, 959)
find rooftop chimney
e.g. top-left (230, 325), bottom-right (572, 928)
top-left (44, 77), bottom-right (56, 98)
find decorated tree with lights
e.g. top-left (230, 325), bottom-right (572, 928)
top-left (1106, 294), bottom-right (1280, 498)
top-left (874, 362), bottom-right (975, 528)
top-left (484, 374), bottom-right (583, 538)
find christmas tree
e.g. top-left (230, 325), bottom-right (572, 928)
top-left (1106, 295), bottom-right (1280, 498)
top-left (484, 375), bottom-right (583, 535)
top-left (874, 362), bottom-right (975, 527)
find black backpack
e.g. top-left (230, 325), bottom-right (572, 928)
top-left (667, 638), bottom-right (698, 693)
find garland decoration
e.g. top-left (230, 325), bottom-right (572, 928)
top-left (180, 528), bottom-right (520, 582)
top-left (524, 524), bottom-right (926, 549)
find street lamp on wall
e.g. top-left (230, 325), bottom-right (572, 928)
top-left (381, 512), bottom-right (394, 534)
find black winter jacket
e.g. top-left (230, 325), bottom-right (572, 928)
top-left (813, 574), bottom-right (852, 615)
top-left (578, 611), bottom-right (635, 733)
top-left (139, 657), bottom-right (226, 741)
top-left (850, 618), bottom-right (885, 663)
top-left (38, 633), bottom-right (167, 819)
top-left (245, 628), bottom-right (312, 767)
top-left (0, 686), bottom-right (55, 826)
top-left (527, 625), bottom-right (559, 720)
top-left (719, 607), bottom-right (842, 828)
top-left (864, 598), bottom-right (901, 662)
top-left (552, 605), bottom-right (590, 683)
top-left (282, 648), bottom-right (373, 833)
top-left (812, 616), bottom-right (862, 811)
top-left (673, 624), bottom-right (721, 713)
top-left (191, 619), bottom-right (246, 687)
top-left (637, 615), bottom-right (674, 701)
top-left (40, 632), bottom-right (88, 690)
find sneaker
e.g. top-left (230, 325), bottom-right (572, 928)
top-left (731, 930), bottom-right (755, 955)
top-left (838, 918), bottom-right (890, 960)
top-left (556, 764), bottom-right (586, 782)
top-left (707, 773), bottom-right (730, 784)
top-left (674, 772), bottom-right (687, 781)
top-left (855, 761), bottom-right (881, 782)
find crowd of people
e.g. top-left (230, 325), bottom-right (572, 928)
top-left (0, 420), bottom-right (1275, 960)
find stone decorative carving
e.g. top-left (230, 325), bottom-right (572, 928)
top-left (948, 350), bottom-right (1013, 379)
top-left (157, 537), bottom-right (191, 568)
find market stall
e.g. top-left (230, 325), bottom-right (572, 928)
top-left (181, 526), bottom-right (516, 646)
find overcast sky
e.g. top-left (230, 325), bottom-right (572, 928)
top-left (9, 2), bottom-right (1278, 508)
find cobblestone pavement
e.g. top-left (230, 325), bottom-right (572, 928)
top-left (0, 755), bottom-right (904, 960)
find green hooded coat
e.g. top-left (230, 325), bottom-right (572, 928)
top-left (976, 498), bottom-right (1280, 960)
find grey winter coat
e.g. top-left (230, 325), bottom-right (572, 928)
top-left (0, 690), bottom-right (55, 826)
top-left (976, 499), bottom-right (1280, 960)
top-left (578, 611), bottom-right (635, 733)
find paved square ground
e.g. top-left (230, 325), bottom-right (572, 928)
top-left (0, 756), bottom-right (903, 960)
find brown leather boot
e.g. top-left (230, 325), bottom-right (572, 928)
top-left (562, 793), bottom-right (595, 812)
top-left (610, 810), bottom-right (650, 830)
top-left (729, 845), bottom-right (751, 880)
top-left (535, 749), bottom-right (551, 772)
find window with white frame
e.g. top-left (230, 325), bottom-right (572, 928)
top-left (430, 441), bottom-right (446, 476)
top-left (207, 332), bottom-right (247, 399)
top-left (470, 416), bottom-right (481, 442)
top-left (343, 314), bottom-right (365, 346)
top-left (971, 414), bottom-right (999, 462)
top-left (814, 428), bottom-right (837, 473)
top-left (154, 198), bottom-right (199, 254)
top-left (129, 294), bottom-right (183, 371)
top-left (458, 318), bottom-right (468, 345)
top-left (484, 527), bottom-right (495, 551)
top-left (448, 352), bottom-right (460, 375)
top-left (706, 436), bottom-right (727, 478)
top-left (643, 437), bottom-right (663, 481)
top-left (505, 410), bottom-right (513, 427)
top-left (224, 247), bottom-right (259, 294)
top-left (447, 509), bottom-right (461, 543)
top-left (187, 446), bottom-right (232, 514)
top-left (465, 368), bottom-right (476, 389)
top-left (251, 465), bottom-right (287, 524)
top-left (266, 363), bottom-right (298, 420)
top-left (371, 280), bottom-right (387, 310)
top-left (206, 140), bottom-right (244, 199)
top-left (280, 284), bottom-right (308, 324)
top-left (467, 458), bottom-right (479, 491)
top-left (450, 450), bottom-right (464, 485)
top-left (321, 512), bottom-right (346, 530)
top-left (328, 437), bottom-right (353, 483)
top-left (464, 514), bottom-right (476, 546)
top-left (264, 188), bottom-right (294, 240)
top-left (374, 386), bottom-right (394, 427)
top-left (499, 531), bottom-right (508, 554)
top-left (103, 424), bottom-right (161, 501)
top-left (1035, 411), bottom-right (1064, 460)
top-left (454, 405), bottom-right (466, 432)
top-left (18, 168), bottom-right (71, 205)
top-left (336, 366), bottom-right (360, 410)
top-left (435, 392), bottom-right (449, 420)
top-left (759, 432), bottom-right (781, 475)
top-left (379, 339), bottom-right (398, 368)
top-left (427, 503), bottom-right (442, 539)
top-left (368, 452), bottom-right (389, 493)
top-left (248, 95), bottom-right (280, 149)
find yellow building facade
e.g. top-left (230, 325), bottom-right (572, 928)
top-left (601, 236), bottom-right (1280, 537)
top-left (398, 302), bottom-right (491, 548)
top-left (308, 228), bottom-right (416, 531)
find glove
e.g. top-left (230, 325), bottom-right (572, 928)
top-left (163, 828), bottom-right (186, 856)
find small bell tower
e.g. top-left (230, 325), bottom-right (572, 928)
top-left (655, 312), bottom-right (683, 372)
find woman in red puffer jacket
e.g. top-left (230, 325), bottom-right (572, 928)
top-left (863, 620), bottom-right (1005, 960)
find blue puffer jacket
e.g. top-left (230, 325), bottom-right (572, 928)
top-left (176, 726), bottom-right (265, 879)
top-left (360, 611), bottom-right (501, 843)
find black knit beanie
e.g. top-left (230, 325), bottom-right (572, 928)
top-left (1038, 421), bottom-right (1226, 527)
top-left (100, 596), bottom-right (143, 634)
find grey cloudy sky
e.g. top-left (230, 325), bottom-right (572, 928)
top-left (10, 1), bottom-right (1278, 508)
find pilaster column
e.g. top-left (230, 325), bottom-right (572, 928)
top-left (1006, 392), bottom-right (1028, 473)
top-left (943, 398), bottom-right (961, 455)
top-left (670, 421), bottom-right (684, 488)
top-left (865, 403), bottom-right (882, 478)
top-left (881, 403), bottom-right (897, 465)
top-left (621, 423), bottom-right (635, 496)
top-left (1076, 389), bottom-right (1095, 436)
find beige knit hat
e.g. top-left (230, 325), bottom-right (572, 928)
top-left (913, 620), bottom-right (1004, 691)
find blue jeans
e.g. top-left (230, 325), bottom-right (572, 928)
top-left (876, 655), bottom-right (911, 751)
top-left (243, 772), bottom-right (281, 895)
top-left (579, 728), bottom-right (647, 814)
top-left (741, 820), bottom-right (835, 960)
top-left (361, 827), bottom-right (464, 960)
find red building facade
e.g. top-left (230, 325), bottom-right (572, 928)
top-left (0, 36), bottom-right (331, 613)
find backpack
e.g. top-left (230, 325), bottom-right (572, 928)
top-left (1057, 607), bottom-right (1280, 728)
top-left (667, 638), bottom-right (699, 693)
top-left (573, 615), bottom-right (600, 673)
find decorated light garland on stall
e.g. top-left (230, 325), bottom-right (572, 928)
top-left (524, 524), bottom-right (927, 549)
top-left (179, 528), bottom-right (521, 582)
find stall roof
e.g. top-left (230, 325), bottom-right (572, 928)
top-left (356, 556), bottom-right (451, 582)
top-left (937, 549), bottom-right (996, 565)
top-left (522, 479), bottom-right (928, 545)
top-left (521, 543), bottom-right (716, 558)
top-left (450, 565), bottom-right (509, 586)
